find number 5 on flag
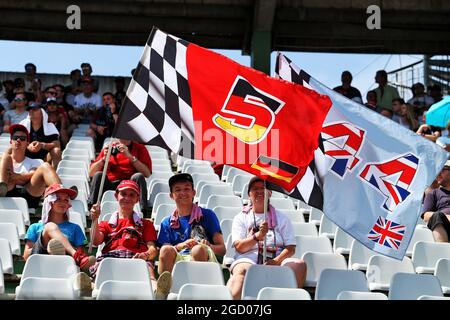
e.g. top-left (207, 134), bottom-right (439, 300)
top-left (213, 76), bottom-right (285, 144)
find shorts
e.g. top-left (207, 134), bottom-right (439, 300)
top-left (427, 211), bottom-right (450, 240)
top-left (30, 232), bottom-right (48, 255)
top-left (7, 186), bottom-right (41, 208)
top-left (174, 244), bottom-right (218, 263)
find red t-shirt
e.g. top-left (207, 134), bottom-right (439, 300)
top-left (93, 142), bottom-right (152, 181)
top-left (99, 218), bottom-right (157, 254)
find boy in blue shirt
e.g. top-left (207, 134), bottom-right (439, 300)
top-left (156, 173), bottom-right (225, 298)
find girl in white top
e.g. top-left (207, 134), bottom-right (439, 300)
top-left (226, 176), bottom-right (307, 300)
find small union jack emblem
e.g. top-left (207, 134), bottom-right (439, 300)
top-left (368, 216), bottom-right (406, 250)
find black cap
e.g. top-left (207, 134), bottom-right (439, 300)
top-left (26, 102), bottom-right (42, 110)
top-left (169, 173), bottom-right (194, 190)
top-left (247, 176), bottom-right (265, 195)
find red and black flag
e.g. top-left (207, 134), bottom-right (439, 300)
top-left (114, 27), bottom-right (332, 192)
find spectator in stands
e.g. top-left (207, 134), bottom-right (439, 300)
top-left (398, 103), bottom-right (419, 131)
top-left (408, 82), bottom-right (434, 114)
top-left (374, 70), bottom-right (400, 111)
top-left (46, 98), bottom-right (69, 147)
top-left (380, 107), bottom-right (394, 119)
top-left (0, 82), bottom-right (9, 110)
top-left (0, 124), bottom-right (61, 208)
top-left (227, 176), bottom-right (307, 300)
top-left (73, 76), bottom-right (102, 124)
top-left (2, 93), bottom-right (29, 133)
top-left (80, 63), bottom-right (99, 93)
top-left (14, 78), bottom-right (35, 102)
top-left (53, 84), bottom-right (65, 105)
top-left (157, 173), bottom-right (225, 298)
top-left (24, 63), bottom-right (39, 95)
top-left (428, 84), bottom-right (443, 104)
top-left (2, 80), bottom-right (15, 103)
top-left (65, 69), bottom-right (82, 106)
top-left (364, 90), bottom-right (377, 111)
top-left (87, 92), bottom-right (117, 151)
top-left (89, 180), bottom-right (159, 293)
top-left (88, 138), bottom-right (152, 214)
top-left (421, 160), bottom-right (450, 242)
top-left (416, 122), bottom-right (441, 142)
top-left (23, 183), bottom-right (95, 272)
top-left (114, 76), bottom-right (126, 107)
top-left (437, 122), bottom-right (450, 152)
top-left (333, 71), bottom-right (362, 104)
top-left (391, 98), bottom-right (404, 123)
top-left (19, 102), bottom-right (62, 168)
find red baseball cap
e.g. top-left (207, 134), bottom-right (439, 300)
top-left (44, 184), bottom-right (78, 200)
top-left (9, 124), bottom-right (29, 141)
top-left (116, 180), bottom-right (140, 196)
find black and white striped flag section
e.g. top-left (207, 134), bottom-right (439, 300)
top-left (113, 27), bottom-right (332, 192)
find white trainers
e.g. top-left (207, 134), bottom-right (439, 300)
top-left (72, 272), bottom-right (93, 297)
top-left (47, 239), bottom-right (65, 255)
top-left (155, 271), bottom-right (172, 300)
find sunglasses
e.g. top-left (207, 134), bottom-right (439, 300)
top-left (14, 97), bottom-right (26, 102)
top-left (12, 135), bottom-right (27, 141)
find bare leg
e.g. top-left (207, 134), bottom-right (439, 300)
top-left (191, 244), bottom-right (209, 261)
top-left (41, 222), bottom-right (77, 256)
top-left (281, 258), bottom-right (307, 288)
top-left (227, 262), bottom-right (252, 300)
top-left (432, 225), bottom-right (449, 242)
top-left (49, 147), bottom-right (62, 168)
top-left (148, 266), bottom-right (157, 293)
top-left (158, 245), bottom-right (177, 275)
top-left (25, 163), bottom-right (61, 197)
top-left (0, 152), bottom-right (17, 191)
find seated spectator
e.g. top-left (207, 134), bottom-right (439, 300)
top-left (0, 124), bottom-right (62, 207)
top-left (89, 180), bottom-right (160, 295)
top-left (417, 123), bottom-right (441, 142)
top-left (65, 69), bottom-right (82, 107)
top-left (421, 160), bottom-right (450, 242)
top-left (2, 93), bottom-right (29, 133)
top-left (87, 92), bottom-right (117, 152)
top-left (20, 103), bottom-right (61, 168)
top-left (428, 84), bottom-right (443, 104)
top-left (398, 103), bottom-right (419, 131)
top-left (157, 173), bottom-right (225, 298)
top-left (80, 63), bottom-right (99, 93)
top-left (114, 76), bottom-right (126, 107)
top-left (408, 82), bottom-right (434, 115)
top-left (0, 82), bottom-right (9, 110)
top-left (88, 139), bottom-right (152, 214)
top-left (391, 98), bottom-right (404, 124)
top-left (333, 71), bottom-right (362, 104)
top-left (364, 90), bottom-right (377, 111)
top-left (2, 80), bottom-right (15, 103)
top-left (227, 176), bottom-right (307, 300)
top-left (46, 98), bottom-right (69, 147)
top-left (23, 183), bottom-right (95, 272)
top-left (380, 108), bottom-right (393, 119)
top-left (436, 122), bottom-right (450, 152)
top-left (73, 76), bottom-right (102, 124)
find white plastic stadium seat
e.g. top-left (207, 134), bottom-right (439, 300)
top-left (0, 222), bottom-right (21, 255)
top-left (0, 260), bottom-right (4, 294)
top-left (0, 238), bottom-right (14, 274)
top-left (293, 236), bottom-right (333, 259)
top-left (348, 240), bottom-right (376, 271)
top-left (412, 241), bottom-right (450, 274)
top-left (153, 203), bottom-right (177, 230)
top-left (185, 165), bottom-right (214, 175)
top-left (308, 207), bottom-right (323, 226)
top-left (177, 284), bottom-right (232, 300)
top-left (333, 227), bottom-right (354, 255)
top-left (315, 269), bottom-right (369, 300)
top-left (169, 261), bottom-right (224, 300)
top-left (291, 223), bottom-right (318, 237)
top-left (366, 255), bottom-right (414, 291)
top-left (148, 181), bottom-right (171, 204)
top-left (256, 287), bottom-right (311, 300)
top-left (231, 174), bottom-right (251, 196)
top-left (97, 280), bottom-right (153, 300)
top-left (0, 209), bottom-right (26, 239)
top-left (336, 291), bottom-right (387, 300)
top-left (303, 252), bottom-right (347, 287)
top-left (388, 273), bottom-right (443, 300)
top-left (16, 277), bottom-right (76, 300)
top-left (434, 258), bottom-right (450, 294)
top-left (206, 195), bottom-right (242, 210)
top-left (69, 211), bottom-right (86, 234)
top-left (93, 258), bottom-right (152, 298)
top-left (241, 265), bottom-right (297, 300)
top-left (198, 184), bottom-right (234, 207)
top-left (0, 197), bottom-right (30, 226)
top-left (318, 215), bottom-right (337, 239)
top-left (406, 227), bottom-right (434, 257)
top-left (220, 219), bottom-right (233, 241)
top-left (151, 193), bottom-right (175, 216)
top-left (191, 173), bottom-right (220, 190)
top-left (278, 210), bottom-right (306, 223)
top-left (268, 198), bottom-right (295, 211)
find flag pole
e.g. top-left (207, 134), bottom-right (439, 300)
top-left (88, 138), bottom-right (115, 254)
top-left (263, 179), bottom-right (268, 264)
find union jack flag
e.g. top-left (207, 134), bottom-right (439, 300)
top-left (368, 216), bottom-right (406, 250)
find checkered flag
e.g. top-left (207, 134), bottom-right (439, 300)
top-left (114, 27), bottom-right (195, 157)
top-left (270, 53), bottom-right (325, 210)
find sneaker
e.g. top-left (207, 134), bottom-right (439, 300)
top-left (0, 181), bottom-right (8, 197)
top-left (47, 239), bottom-right (65, 255)
top-left (72, 272), bottom-right (93, 297)
top-left (155, 271), bottom-right (172, 300)
top-left (73, 248), bottom-right (96, 273)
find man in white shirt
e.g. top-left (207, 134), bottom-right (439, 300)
top-left (73, 76), bottom-right (102, 124)
top-left (0, 124), bottom-right (62, 207)
top-left (226, 176), bottom-right (307, 300)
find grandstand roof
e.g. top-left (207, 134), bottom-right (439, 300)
top-left (0, 0), bottom-right (449, 54)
